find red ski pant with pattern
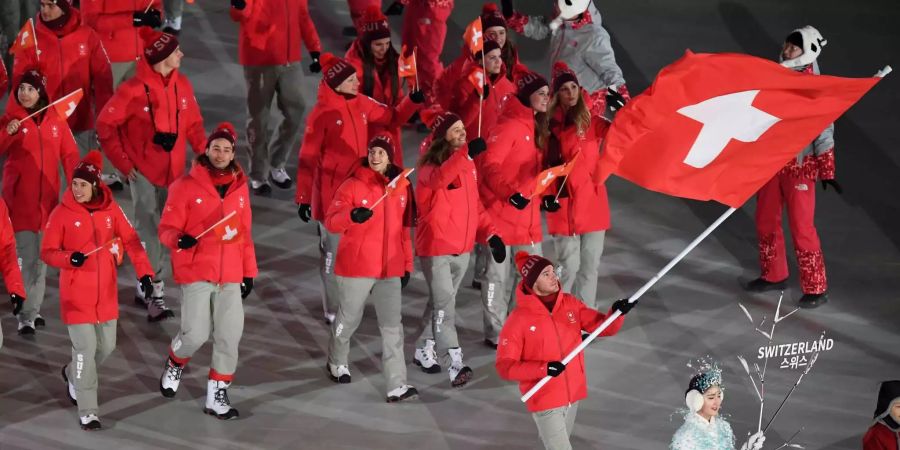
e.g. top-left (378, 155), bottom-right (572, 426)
top-left (401, 0), bottom-right (454, 102)
top-left (754, 171), bottom-right (827, 294)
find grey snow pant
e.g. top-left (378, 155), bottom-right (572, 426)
top-left (67, 320), bottom-right (117, 417)
top-left (552, 231), bottom-right (606, 309)
top-left (416, 253), bottom-right (470, 358)
top-left (481, 242), bottom-right (542, 343)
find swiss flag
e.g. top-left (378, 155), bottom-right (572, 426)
top-left (463, 18), bottom-right (483, 55)
top-left (386, 168), bottom-right (415, 197)
top-left (598, 51), bottom-right (880, 207)
top-left (468, 67), bottom-right (485, 98)
top-left (52, 89), bottom-right (84, 120)
top-left (8, 19), bottom-right (37, 56)
top-left (532, 152), bottom-right (580, 197)
top-left (106, 237), bottom-right (124, 266)
top-left (398, 45), bottom-right (417, 80)
top-left (211, 211), bottom-right (242, 244)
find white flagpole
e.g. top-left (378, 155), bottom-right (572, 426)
top-left (521, 206), bottom-right (739, 402)
top-left (18, 88), bottom-right (83, 123)
top-left (175, 210), bottom-right (238, 253)
top-left (370, 168), bottom-right (415, 209)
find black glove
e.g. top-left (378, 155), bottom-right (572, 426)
top-left (384, 1), bottom-right (404, 15)
top-left (241, 277), bottom-right (254, 299)
top-left (350, 207), bottom-right (373, 224)
top-left (309, 51), bottom-right (321, 73)
top-left (467, 138), bottom-right (487, 159)
top-left (501, 0), bottom-right (514, 17)
top-left (488, 235), bottom-right (506, 263)
top-left (481, 83), bottom-right (491, 99)
top-left (611, 298), bottom-right (637, 315)
top-left (133, 9), bottom-right (162, 28)
top-left (821, 179), bottom-right (843, 194)
top-left (409, 90), bottom-right (426, 104)
top-left (298, 204), bottom-right (312, 223)
top-left (547, 361), bottom-right (566, 377)
top-left (401, 271), bottom-right (410, 288)
top-left (541, 195), bottom-right (561, 212)
top-left (508, 193), bottom-right (530, 210)
top-left (177, 234), bottom-right (198, 249)
top-left (606, 87), bottom-right (626, 112)
top-left (139, 275), bottom-right (153, 300)
top-left (10, 294), bottom-right (23, 316)
top-left (70, 252), bottom-right (87, 267)
top-left (230, 0), bottom-right (246, 10)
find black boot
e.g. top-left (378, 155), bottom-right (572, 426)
top-left (798, 292), bottom-right (828, 309)
top-left (743, 277), bottom-right (787, 293)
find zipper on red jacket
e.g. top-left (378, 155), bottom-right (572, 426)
top-left (462, 167), bottom-right (471, 254)
top-left (36, 119), bottom-right (45, 227)
top-left (381, 182), bottom-right (389, 279)
top-left (549, 309), bottom-right (573, 405)
top-left (89, 211), bottom-right (101, 323)
top-left (218, 197), bottom-right (225, 285)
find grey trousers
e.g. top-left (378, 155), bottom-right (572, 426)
top-left (481, 242), bottom-right (542, 343)
top-left (473, 243), bottom-right (488, 284)
top-left (15, 231), bottom-right (46, 322)
top-left (532, 402), bottom-right (579, 450)
top-left (329, 276), bottom-right (407, 392)
top-left (416, 253), bottom-right (470, 356)
top-left (129, 171), bottom-right (168, 280)
top-left (170, 282), bottom-right (244, 376)
top-left (318, 222), bottom-right (341, 317)
top-left (67, 320), bottom-right (117, 416)
top-left (244, 64), bottom-right (306, 181)
top-left (552, 231), bottom-right (606, 309)
top-left (163, 0), bottom-right (184, 23)
top-left (110, 61), bottom-right (137, 89)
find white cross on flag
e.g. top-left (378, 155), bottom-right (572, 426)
top-left (463, 18), bottom-right (483, 55)
top-left (211, 211), bottom-right (242, 244)
top-left (52, 89), bottom-right (85, 120)
top-left (597, 51), bottom-right (881, 207)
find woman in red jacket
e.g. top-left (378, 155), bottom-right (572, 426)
top-left (411, 107), bottom-right (505, 387)
top-left (40, 150), bottom-right (154, 431)
top-left (324, 134), bottom-right (417, 403)
top-left (1, 69), bottom-right (80, 335)
top-left (0, 198), bottom-right (26, 350)
top-left (478, 65), bottom-right (549, 348)
top-left (864, 380), bottom-right (900, 450)
top-left (540, 61), bottom-right (611, 309)
top-left (295, 52), bottom-right (422, 324)
top-left (345, 6), bottom-right (409, 157)
top-left (496, 251), bottom-right (632, 450)
top-left (450, 39), bottom-right (516, 140)
top-left (157, 122), bottom-right (258, 421)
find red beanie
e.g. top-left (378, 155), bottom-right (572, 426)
top-left (515, 251), bottom-right (553, 292)
top-left (16, 68), bottom-right (49, 107)
top-left (360, 6), bottom-right (391, 45)
top-left (481, 3), bottom-right (507, 30)
top-left (140, 27), bottom-right (179, 65)
top-left (206, 122), bottom-right (237, 149)
top-left (72, 150), bottom-right (103, 186)
top-left (321, 53), bottom-right (358, 90)
top-left (551, 61), bottom-right (579, 93)
top-left (421, 106), bottom-right (462, 141)
top-left (513, 64), bottom-right (549, 105)
top-left (368, 133), bottom-right (396, 162)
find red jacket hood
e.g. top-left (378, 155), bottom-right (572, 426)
top-left (37, 8), bottom-right (83, 37)
top-left (134, 55), bottom-right (180, 89)
top-left (500, 94), bottom-right (535, 126)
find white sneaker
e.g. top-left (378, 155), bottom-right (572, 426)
top-left (204, 379), bottom-right (239, 420)
top-left (17, 317), bottom-right (35, 335)
top-left (327, 363), bottom-right (351, 384)
top-left (386, 384), bottom-right (418, 403)
top-left (414, 339), bottom-right (441, 374)
top-left (79, 413), bottom-right (101, 430)
top-left (249, 178), bottom-right (272, 195)
top-left (159, 357), bottom-right (184, 398)
top-left (448, 347), bottom-right (473, 388)
top-left (269, 167), bottom-right (293, 189)
top-left (62, 365), bottom-right (77, 405)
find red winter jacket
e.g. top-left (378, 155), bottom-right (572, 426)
top-left (479, 97), bottom-right (543, 246)
top-left (295, 83), bottom-right (418, 220)
top-left (13, 10), bottom-right (113, 133)
top-left (158, 161), bottom-right (258, 285)
top-left (0, 100), bottom-right (79, 232)
top-left (434, 47), bottom-right (471, 111)
top-left (81, 0), bottom-right (164, 63)
top-left (864, 422), bottom-right (900, 450)
top-left (40, 185), bottom-right (153, 325)
top-left (325, 163), bottom-right (413, 279)
top-left (496, 284), bottom-right (624, 412)
top-left (415, 146), bottom-right (495, 257)
top-left (96, 58), bottom-right (206, 187)
top-left (345, 42), bottom-right (408, 153)
top-left (452, 63), bottom-right (516, 140)
top-left (0, 199), bottom-right (26, 298)
top-left (545, 91), bottom-right (611, 236)
top-left (229, 0), bottom-right (321, 67)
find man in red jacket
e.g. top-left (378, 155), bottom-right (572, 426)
top-left (295, 52), bottom-right (423, 324)
top-left (0, 198), bottom-right (27, 350)
top-left (229, 0), bottom-right (321, 195)
top-left (13, 0), bottom-right (113, 154)
top-left (97, 27), bottom-right (206, 321)
top-left (496, 251), bottom-right (633, 450)
top-left (156, 122), bottom-right (257, 420)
